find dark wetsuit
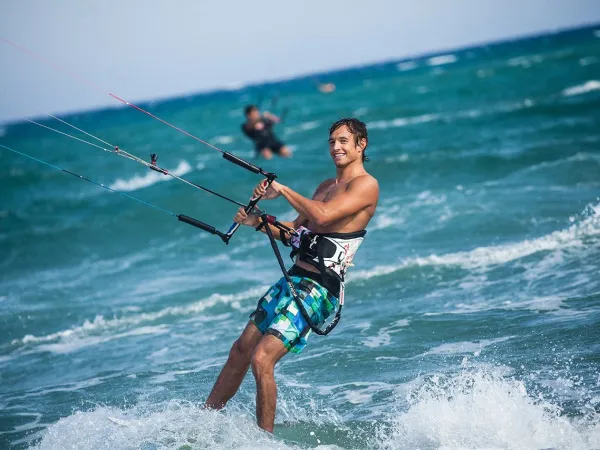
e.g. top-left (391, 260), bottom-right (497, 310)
top-left (241, 116), bottom-right (285, 155)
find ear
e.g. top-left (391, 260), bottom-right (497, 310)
top-left (358, 138), bottom-right (367, 152)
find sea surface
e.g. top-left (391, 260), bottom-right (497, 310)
top-left (1, 24), bottom-right (600, 449)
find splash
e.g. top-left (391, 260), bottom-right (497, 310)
top-left (377, 368), bottom-right (600, 449)
top-left (30, 401), bottom-right (298, 450)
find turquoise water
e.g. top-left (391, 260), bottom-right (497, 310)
top-left (1, 25), bottom-right (600, 449)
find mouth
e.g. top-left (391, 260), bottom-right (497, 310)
top-left (332, 152), bottom-right (346, 160)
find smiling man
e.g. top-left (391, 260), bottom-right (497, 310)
top-left (205, 118), bottom-right (379, 432)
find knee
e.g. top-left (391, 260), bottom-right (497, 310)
top-left (229, 338), bottom-right (252, 362)
top-left (250, 346), bottom-right (273, 377)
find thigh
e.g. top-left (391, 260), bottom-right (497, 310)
top-left (253, 333), bottom-right (289, 367)
top-left (237, 321), bottom-right (264, 352)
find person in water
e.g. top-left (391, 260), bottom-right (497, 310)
top-left (241, 104), bottom-right (292, 159)
top-left (205, 118), bottom-right (379, 432)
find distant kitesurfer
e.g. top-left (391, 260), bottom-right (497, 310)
top-left (205, 118), bottom-right (379, 432)
top-left (241, 105), bottom-right (292, 160)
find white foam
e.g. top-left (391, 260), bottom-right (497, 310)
top-left (397, 61), bottom-right (417, 71)
top-left (562, 80), bottom-right (600, 97)
top-left (29, 402), bottom-right (294, 450)
top-left (367, 113), bottom-right (440, 130)
top-left (426, 54), bottom-right (457, 66)
top-left (351, 202), bottom-right (600, 282)
top-left (362, 320), bottom-right (410, 348)
top-left (109, 160), bottom-right (193, 192)
top-left (285, 120), bottom-right (320, 135)
top-left (368, 213), bottom-right (405, 232)
top-left (211, 135), bottom-right (234, 145)
top-left (579, 56), bottom-right (598, 66)
top-left (379, 368), bottom-right (600, 449)
top-left (12, 285), bottom-right (269, 349)
top-left (422, 336), bottom-right (513, 356)
top-left (383, 153), bottom-right (409, 163)
top-left (36, 325), bottom-right (170, 354)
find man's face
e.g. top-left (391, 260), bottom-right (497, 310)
top-left (328, 125), bottom-right (364, 167)
top-left (247, 108), bottom-right (260, 121)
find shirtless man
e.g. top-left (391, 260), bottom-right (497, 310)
top-left (205, 118), bottom-right (379, 432)
top-left (241, 105), bottom-right (292, 160)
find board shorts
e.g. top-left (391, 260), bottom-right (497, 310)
top-left (255, 138), bottom-right (285, 155)
top-left (249, 266), bottom-right (339, 353)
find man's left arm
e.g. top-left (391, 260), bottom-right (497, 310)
top-left (277, 176), bottom-right (378, 227)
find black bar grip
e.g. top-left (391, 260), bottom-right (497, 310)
top-left (222, 152), bottom-right (261, 174)
top-left (178, 214), bottom-right (217, 234)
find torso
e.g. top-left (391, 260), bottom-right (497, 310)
top-left (243, 118), bottom-right (275, 146)
top-left (296, 173), bottom-right (377, 274)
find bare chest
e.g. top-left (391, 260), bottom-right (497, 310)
top-left (314, 181), bottom-right (347, 203)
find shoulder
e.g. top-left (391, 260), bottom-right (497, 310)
top-left (348, 174), bottom-right (379, 192)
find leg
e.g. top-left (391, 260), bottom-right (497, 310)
top-left (205, 321), bottom-right (263, 409)
top-left (278, 145), bottom-right (292, 158)
top-left (250, 334), bottom-right (289, 432)
top-left (259, 148), bottom-right (273, 160)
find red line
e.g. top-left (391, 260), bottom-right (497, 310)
top-left (2, 37), bottom-right (225, 154)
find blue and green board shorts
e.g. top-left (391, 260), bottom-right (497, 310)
top-left (249, 267), bottom-right (339, 353)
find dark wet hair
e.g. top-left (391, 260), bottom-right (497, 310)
top-left (244, 104), bottom-right (257, 116)
top-left (329, 118), bottom-right (369, 162)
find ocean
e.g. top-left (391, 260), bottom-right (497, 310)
top-left (1, 24), bottom-right (599, 449)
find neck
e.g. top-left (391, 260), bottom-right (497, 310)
top-left (335, 159), bottom-right (366, 182)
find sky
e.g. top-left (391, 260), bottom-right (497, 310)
top-left (1, 0), bottom-right (599, 123)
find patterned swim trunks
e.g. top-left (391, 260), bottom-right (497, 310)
top-left (249, 267), bottom-right (339, 353)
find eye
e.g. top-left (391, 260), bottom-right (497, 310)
top-left (328, 139), bottom-right (335, 145)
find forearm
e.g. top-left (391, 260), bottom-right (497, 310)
top-left (279, 186), bottom-right (328, 226)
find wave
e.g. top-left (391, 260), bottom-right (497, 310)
top-left (350, 202), bottom-right (600, 281)
top-left (367, 113), bottom-right (440, 130)
top-left (11, 285), bottom-right (269, 351)
top-left (507, 54), bottom-right (545, 68)
top-left (561, 80), bottom-right (600, 97)
top-left (285, 120), bottom-right (320, 135)
top-left (365, 98), bottom-right (535, 130)
top-left (109, 160), bottom-right (193, 192)
top-left (379, 367), bottom-right (600, 449)
top-left (426, 54), bottom-right (457, 66)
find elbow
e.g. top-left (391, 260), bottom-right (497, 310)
top-left (313, 212), bottom-right (331, 227)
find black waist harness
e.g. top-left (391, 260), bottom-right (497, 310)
top-left (288, 227), bottom-right (366, 298)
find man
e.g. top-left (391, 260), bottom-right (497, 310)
top-left (205, 118), bottom-right (379, 432)
top-left (241, 104), bottom-right (292, 160)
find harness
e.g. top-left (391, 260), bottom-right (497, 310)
top-left (258, 215), bottom-right (366, 336)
